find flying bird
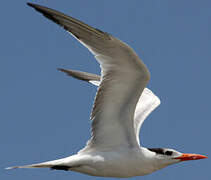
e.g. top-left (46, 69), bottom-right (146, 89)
top-left (6, 2), bottom-right (207, 178)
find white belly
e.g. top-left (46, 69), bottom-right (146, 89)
top-left (69, 149), bottom-right (158, 178)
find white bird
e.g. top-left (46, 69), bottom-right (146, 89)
top-left (7, 3), bottom-right (207, 178)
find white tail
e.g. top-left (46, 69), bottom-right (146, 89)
top-left (6, 158), bottom-right (67, 170)
top-left (6, 162), bottom-right (53, 170)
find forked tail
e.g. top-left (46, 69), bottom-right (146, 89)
top-left (6, 158), bottom-right (68, 170)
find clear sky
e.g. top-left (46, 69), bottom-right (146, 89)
top-left (1, 0), bottom-right (210, 180)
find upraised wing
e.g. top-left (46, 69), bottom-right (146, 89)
top-left (28, 3), bottom-right (150, 151)
top-left (59, 69), bottom-right (160, 146)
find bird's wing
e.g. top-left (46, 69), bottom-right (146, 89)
top-left (59, 69), bottom-right (160, 146)
top-left (58, 68), bottom-right (101, 86)
top-left (28, 3), bottom-right (150, 151)
top-left (133, 88), bottom-right (160, 145)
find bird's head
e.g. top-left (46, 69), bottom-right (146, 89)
top-left (147, 148), bottom-right (207, 169)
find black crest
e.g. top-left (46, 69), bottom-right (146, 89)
top-left (148, 148), bottom-right (165, 155)
top-left (147, 148), bottom-right (173, 156)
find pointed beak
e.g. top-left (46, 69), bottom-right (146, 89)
top-left (174, 153), bottom-right (208, 161)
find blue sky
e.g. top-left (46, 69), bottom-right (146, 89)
top-left (1, 0), bottom-right (210, 179)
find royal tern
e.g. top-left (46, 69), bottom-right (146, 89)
top-left (7, 2), bottom-right (207, 177)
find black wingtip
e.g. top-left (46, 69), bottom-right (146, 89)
top-left (27, 2), bottom-right (48, 12)
top-left (57, 68), bottom-right (71, 76)
top-left (27, 2), bottom-right (46, 11)
top-left (27, 2), bottom-right (42, 12)
top-left (27, 2), bottom-right (36, 8)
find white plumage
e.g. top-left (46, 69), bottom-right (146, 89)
top-left (6, 3), bottom-right (207, 178)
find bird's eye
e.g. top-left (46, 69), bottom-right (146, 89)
top-left (165, 151), bottom-right (173, 156)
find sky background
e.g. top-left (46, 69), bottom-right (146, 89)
top-left (1, 0), bottom-right (210, 180)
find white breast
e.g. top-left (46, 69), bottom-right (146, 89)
top-left (70, 149), bottom-right (158, 177)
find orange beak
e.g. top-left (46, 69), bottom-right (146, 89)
top-left (174, 153), bottom-right (208, 161)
